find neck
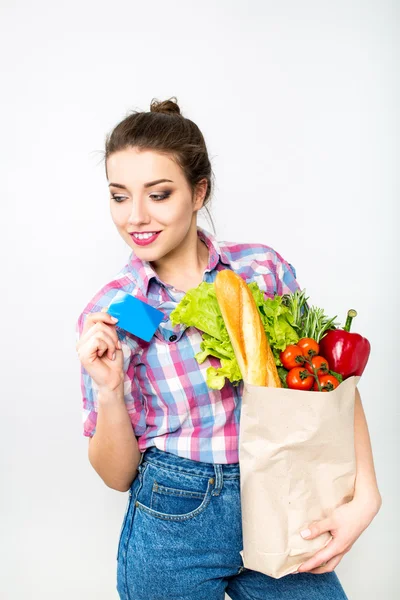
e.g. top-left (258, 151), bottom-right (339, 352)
top-left (150, 220), bottom-right (209, 285)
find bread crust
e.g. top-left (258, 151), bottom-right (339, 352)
top-left (215, 270), bottom-right (281, 387)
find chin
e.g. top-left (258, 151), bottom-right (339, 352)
top-left (128, 242), bottom-right (162, 261)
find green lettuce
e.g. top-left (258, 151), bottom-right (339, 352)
top-left (277, 366), bottom-right (289, 388)
top-left (170, 280), bottom-right (299, 390)
top-left (247, 282), bottom-right (299, 364)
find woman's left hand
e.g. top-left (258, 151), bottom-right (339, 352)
top-left (296, 493), bottom-right (382, 574)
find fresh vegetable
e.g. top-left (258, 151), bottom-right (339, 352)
top-left (279, 345), bottom-right (305, 370)
top-left (279, 338), bottom-right (332, 391)
top-left (281, 288), bottom-right (309, 335)
top-left (248, 286), bottom-right (299, 364)
top-left (305, 356), bottom-right (329, 377)
top-left (169, 282), bottom-right (242, 389)
top-left (277, 366), bottom-right (289, 388)
top-left (170, 280), bottom-right (299, 390)
top-left (282, 289), bottom-right (340, 341)
top-left (297, 337), bottom-right (319, 358)
top-left (287, 367), bottom-right (314, 391)
top-left (279, 343), bottom-right (344, 392)
top-left (301, 307), bottom-right (340, 343)
top-left (313, 373), bottom-right (340, 392)
top-left (319, 309), bottom-right (371, 378)
top-left (170, 278), bottom-right (369, 391)
top-left (329, 370), bottom-right (343, 384)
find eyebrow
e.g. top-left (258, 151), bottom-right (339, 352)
top-left (108, 179), bottom-right (174, 190)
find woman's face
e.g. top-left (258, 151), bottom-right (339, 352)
top-left (106, 147), bottom-right (206, 262)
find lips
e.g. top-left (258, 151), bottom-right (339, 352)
top-left (130, 231), bottom-right (162, 246)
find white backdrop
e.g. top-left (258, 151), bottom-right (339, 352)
top-left (1, 1), bottom-right (398, 598)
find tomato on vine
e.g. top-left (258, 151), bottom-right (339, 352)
top-left (305, 356), bottom-right (329, 377)
top-left (313, 373), bottom-right (340, 392)
top-left (279, 345), bottom-right (305, 370)
top-left (286, 367), bottom-right (314, 391)
top-left (297, 337), bottom-right (319, 358)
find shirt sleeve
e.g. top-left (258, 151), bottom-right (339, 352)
top-left (75, 312), bottom-right (147, 439)
top-left (273, 249), bottom-right (302, 296)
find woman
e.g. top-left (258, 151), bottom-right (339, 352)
top-left (75, 97), bottom-right (382, 600)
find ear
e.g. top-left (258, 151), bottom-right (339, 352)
top-left (193, 178), bottom-right (208, 212)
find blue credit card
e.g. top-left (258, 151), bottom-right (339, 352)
top-left (106, 292), bottom-right (164, 342)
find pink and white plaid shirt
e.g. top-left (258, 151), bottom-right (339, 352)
top-left (76, 226), bottom-right (300, 464)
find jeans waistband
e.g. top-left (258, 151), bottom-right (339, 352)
top-left (140, 446), bottom-right (240, 480)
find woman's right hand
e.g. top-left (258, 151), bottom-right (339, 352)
top-left (76, 308), bottom-right (124, 392)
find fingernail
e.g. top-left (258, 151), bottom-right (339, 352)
top-left (117, 340), bottom-right (122, 350)
top-left (300, 529), bottom-right (311, 539)
top-left (111, 316), bottom-right (118, 322)
top-left (112, 352), bottom-right (116, 360)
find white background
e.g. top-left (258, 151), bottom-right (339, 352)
top-left (1, 1), bottom-right (398, 598)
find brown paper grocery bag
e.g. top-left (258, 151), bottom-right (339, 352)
top-left (238, 375), bottom-right (360, 579)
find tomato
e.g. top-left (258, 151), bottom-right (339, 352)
top-left (286, 367), bottom-right (315, 391)
top-left (297, 337), bottom-right (319, 358)
top-left (313, 374), bottom-right (340, 392)
top-left (279, 345), bottom-right (305, 370)
top-left (305, 355), bottom-right (330, 376)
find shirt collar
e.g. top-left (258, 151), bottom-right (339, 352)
top-left (128, 225), bottom-right (231, 297)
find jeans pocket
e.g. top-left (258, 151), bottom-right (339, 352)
top-left (135, 462), bottom-right (214, 522)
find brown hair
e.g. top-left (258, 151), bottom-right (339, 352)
top-left (104, 96), bottom-right (216, 233)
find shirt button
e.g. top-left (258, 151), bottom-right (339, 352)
top-left (169, 334), bottom-right (177, 342)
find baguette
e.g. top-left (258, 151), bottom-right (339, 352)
top-left (215, 270), bottom-right (281, 387)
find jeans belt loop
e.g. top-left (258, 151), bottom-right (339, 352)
top-left (211, 464), bottom-right (223, 496)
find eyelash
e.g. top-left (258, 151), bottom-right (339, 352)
top-left (111, 192), bottom-right (171, 203)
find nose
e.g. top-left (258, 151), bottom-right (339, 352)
top-left (128, 198), bottom-right (150, 226)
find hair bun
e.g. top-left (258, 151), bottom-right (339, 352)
top-left (150, 97), bottom-right (181, 115)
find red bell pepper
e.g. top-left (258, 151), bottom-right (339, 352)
top-left (319, 309), bottom-right (370, 379)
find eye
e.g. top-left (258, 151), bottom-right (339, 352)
top-left (150, 192), bottom-right (171, 201)
top-left (111, 191), bottom-right (171, 203)
top-left (111, 195), bottom-right (126, 203)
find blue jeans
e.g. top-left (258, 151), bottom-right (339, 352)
top-left (116, 446), bottom-right (348, 600)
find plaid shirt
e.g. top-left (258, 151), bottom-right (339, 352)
top-left (75, 226), bottom-right (300, 464)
